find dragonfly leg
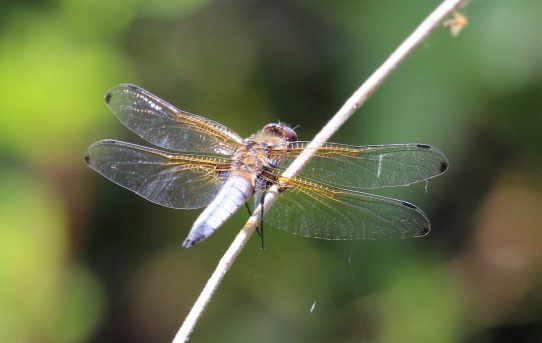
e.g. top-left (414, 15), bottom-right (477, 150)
top-left (244, 202), bottom-right (253, 216)
top-left (257, 191), bottom-right (268, 250)
top-left (249, 191), bottom-right (267, 249)
top-left (246, 198), bottom-right (264, 248)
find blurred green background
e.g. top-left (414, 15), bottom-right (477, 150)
top-left (1, 0), bottom-right (541, 342)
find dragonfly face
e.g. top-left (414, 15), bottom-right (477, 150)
top-left (85, 84), bottom-right (448, 248)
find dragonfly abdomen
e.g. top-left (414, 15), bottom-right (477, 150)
top-left (182, 174), bottom-right (253, 248)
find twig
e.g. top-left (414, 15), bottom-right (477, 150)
top-left (173, 0), bottom-right (464, 341)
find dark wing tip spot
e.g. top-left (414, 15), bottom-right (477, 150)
top-left (416, 144), bottom-right (431, 149)
top-left (401, 201), bottom-right (417, 209)
top-left (439, 160), bottom-right (449, 173)
top-left (105, 92), bottom-right (112, 104)
top-left (84, 154), bottom-right (91, 164)
top-left (420, 225), bottom-right (430, 236)
top-left (102, 139), bottom-right (118, 145)
top-left (126, 84), bottom-right (139, 90)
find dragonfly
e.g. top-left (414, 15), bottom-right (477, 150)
top-left (85, 84), bottom-right (448, 248)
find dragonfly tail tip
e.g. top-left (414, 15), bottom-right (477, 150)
top-left (181, 239), bottom-right (195, 248)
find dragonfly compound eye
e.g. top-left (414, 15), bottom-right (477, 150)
top-left (261, 123), bottom-right (298, 142)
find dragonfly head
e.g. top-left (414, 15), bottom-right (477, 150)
top-left (261, 123), bottom-right (298, 142)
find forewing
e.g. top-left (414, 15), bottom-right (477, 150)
top-left (105, 84), bottom-right (244, 154)
top-left (270, 142), bottom-right (448, 189)
top-left (85, 140), bottom-right (231, 209)
top-left (265, 176), bottom-right (430, 240)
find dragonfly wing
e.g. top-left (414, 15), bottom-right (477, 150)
top-left (85, 140), bottom-right (231, 209)
top-left (265, 176), bottom-right (430, 240)
top-left (270, 142), bottom-right (448, 189)
top-left (106, 84), bottom-right (244, 155)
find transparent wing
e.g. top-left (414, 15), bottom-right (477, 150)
top-left (85, 140), bottom-right (231, 209)
top-left (265, 176), bottom-right (430, 240)
top-left (105, 84), bottom-right (244, 155)
top-left (269, 142), bottom-right (448, 189)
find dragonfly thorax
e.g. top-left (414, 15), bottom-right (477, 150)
top-left (232, 140), bottom-right (273, 175)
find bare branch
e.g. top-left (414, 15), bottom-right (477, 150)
top-left (173, 0), bottom-right (464, 341)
